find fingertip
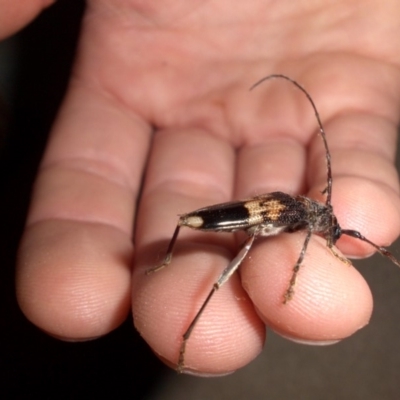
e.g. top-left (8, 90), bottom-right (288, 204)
top-left (329, 177), bottom-right (400, 257)
top-left (16, 220), bottom-right (132, 339)
top-left (132, 242), bottom-right (265, 375)
top-left (241, 233), bottom-right (373, 342)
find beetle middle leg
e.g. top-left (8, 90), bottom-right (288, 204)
top-left (283, 229), bottom-right (313, 304)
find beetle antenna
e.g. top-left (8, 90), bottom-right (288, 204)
top-left (250, 74), bottom-right (333, 206)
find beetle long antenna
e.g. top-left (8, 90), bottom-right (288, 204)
top-left (250, 74), bottom-right (333, 206)
top-left (341, 229), bottom-right (400, 267)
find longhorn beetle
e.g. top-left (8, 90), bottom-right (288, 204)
top-left (146, 74), bottom-right (400, 373)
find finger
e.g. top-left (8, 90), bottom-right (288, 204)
top-left (132, 128), bottom-right (265, 375)
top-left (237, 69), bottom-right (400, 342)
top-left (239, 71), bottom-right (400, 253)
top-left (16, 81), bottom-right (151, 339)
top-left (241, 232), bottom-right (373, 341)
top-left (305, 69), bottom-right (400, 255)
top-left (0, 0), bottom-right (54, 39)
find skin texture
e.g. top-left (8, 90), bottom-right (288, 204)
top-left (9, 0), bottom-right (400, 375)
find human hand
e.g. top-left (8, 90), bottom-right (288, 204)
top-left (0, 0), bottom-right (54, 40)
top-left (16, 1), bottom-right (400, 375)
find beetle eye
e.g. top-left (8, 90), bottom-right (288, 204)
top-left (333, 225), bottom-right (342, 242)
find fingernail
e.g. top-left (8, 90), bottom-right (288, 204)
top-left (278, 332), bottom-right (341, 346)
top-left (180, 368), bottom-right (236, 378)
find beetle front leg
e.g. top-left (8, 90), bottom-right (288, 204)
top-left (177, 232), bottom-right (257, 373)
top-left (146, 225), bottom-right (181, 274)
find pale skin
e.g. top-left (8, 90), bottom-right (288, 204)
top-left (8, 0), bottom-right (400, 375)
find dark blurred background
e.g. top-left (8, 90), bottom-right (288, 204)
top-left (1, 1), bottom-right (400, 398)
